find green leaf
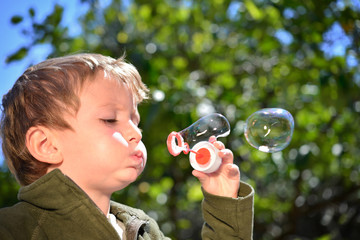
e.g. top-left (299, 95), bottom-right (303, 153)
top-left (244, 0), bottom-right (263, 20)
top-left (6, 47), bottom-right (28, 62)
top-left (29, 8), bottom-right (35, 18)
top-left (10, 15), bottom-right (23, 24)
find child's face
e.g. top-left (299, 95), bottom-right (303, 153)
top-left (54, 72), bottom-right (147, 194)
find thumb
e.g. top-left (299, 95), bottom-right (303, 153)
top-left (224, 163), bottom-right (240, 180)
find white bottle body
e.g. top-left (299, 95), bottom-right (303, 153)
top-left (189, 141), bottom-right (222, 173)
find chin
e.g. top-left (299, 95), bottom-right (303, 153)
top-left (111, 167), bottom-right (144, 190)
top-left (125, 169), bottom-right (143, 183)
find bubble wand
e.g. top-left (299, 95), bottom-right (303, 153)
top-left (167, 109), bottom-right (295, 173)
top-left (167, 113), bottom-right (230, 173)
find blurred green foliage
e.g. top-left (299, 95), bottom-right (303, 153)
top-left (2, 0), bottom-right (360, 239)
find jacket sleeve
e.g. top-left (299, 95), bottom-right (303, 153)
top-left (0, 226), bottom-right (15, 240)
top-left (201, 181), bottom-right (254, 240)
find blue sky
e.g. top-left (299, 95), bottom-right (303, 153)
top-left (0, 0), bottom-right (83, 96)
top-left (0, 0), bottom-right (52, 96)
top-left (0, 0), bottom-right (86, 166)
top-left (0, 0), bottom-right (115, 99)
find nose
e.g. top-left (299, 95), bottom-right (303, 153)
top-left (127, 120), bottom-right (142, 143)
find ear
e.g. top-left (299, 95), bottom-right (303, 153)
top-left (25, 126), bottom-right (63, 165)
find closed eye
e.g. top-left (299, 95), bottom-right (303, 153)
top-left (101, 119), bottom-right (118, 124)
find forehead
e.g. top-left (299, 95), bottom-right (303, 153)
top-left (80, 70), bottom-right (128, 94)
top-left (80, 71), bottom-right (135, 106)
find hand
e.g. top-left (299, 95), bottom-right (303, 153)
top-left (192, 136), bottom-right (240, 198)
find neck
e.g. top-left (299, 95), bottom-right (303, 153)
top-left (75, 183), bottom-right (112, 215)
top-left (51, 167), bottom-right (113, 215)
top-left (57, 171), bottom-right (112, 215)
top-left (89, 192), bottom-right (111, 215)
top-left (74, 180), bottom-right (113, 215)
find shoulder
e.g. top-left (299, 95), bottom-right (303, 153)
top-left (0, 202), bottom-right (33, 224)
top-left (0, 202), bottom-right (47, 239)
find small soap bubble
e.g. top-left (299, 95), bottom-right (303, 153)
top-left (244, 108), bottom-right (294, 153)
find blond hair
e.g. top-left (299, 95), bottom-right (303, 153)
top-left (1, 53), bottom-right (149, 185)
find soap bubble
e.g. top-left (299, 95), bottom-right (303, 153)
top-left (244, 108), bottom-right (294, 153)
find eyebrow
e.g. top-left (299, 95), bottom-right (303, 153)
top-left (97, 103), bottom-right (126, 110)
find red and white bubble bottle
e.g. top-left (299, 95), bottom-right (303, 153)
top-left (167, 113), bottom-right (230, 173)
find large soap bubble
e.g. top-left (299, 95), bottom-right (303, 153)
top-left (244, 108), bottom-right (294, 153)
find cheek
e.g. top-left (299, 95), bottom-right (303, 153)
top-left (112, 132), bottom-right (129, 147)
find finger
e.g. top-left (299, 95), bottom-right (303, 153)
top-left (218, 149), bottom-right (234, 164)
top-left (192, 170), bottom-right (208, 183)
top-left (213, 140), bottom-right (225, 150)
top-left (209, 136), bottom-right (217, 143)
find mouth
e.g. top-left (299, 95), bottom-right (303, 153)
top-left (131, 150), bottom-right (145, 168)
top-left (130, 141), bottom-right (147, 170)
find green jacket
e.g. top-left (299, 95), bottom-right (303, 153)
top-left (0, 169), bottom-right (254, 239)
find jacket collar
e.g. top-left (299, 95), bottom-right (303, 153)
top-left (18, 169), bottom-right (96, 211)
top-left (18, 169), bottom-right (150, 239)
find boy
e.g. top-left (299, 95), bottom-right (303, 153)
top-left (0, 53), bottom-right (254, 239)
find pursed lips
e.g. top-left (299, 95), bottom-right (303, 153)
top-left (130, 150), bottom-right (144, 168)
